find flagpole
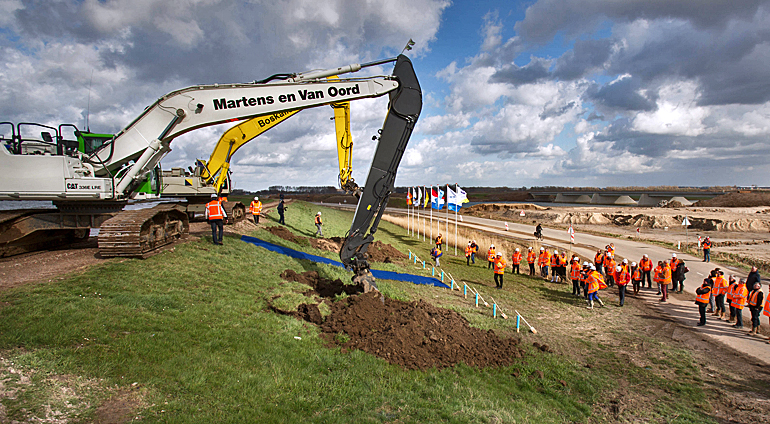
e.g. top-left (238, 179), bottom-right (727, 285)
top-left (455, 182), bottom-right (458, 256)
top-left (429, 185), bottom-right (433, 243)
top-left (423, 186), bottom-right (426, 241)
top-left (445, 184), bottom-right (449, 254)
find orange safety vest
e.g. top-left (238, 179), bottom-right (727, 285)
top-left (726, 283), bottom-right (738, 302)
top-left (640, 258), bottom-right (652, 272)
top-left (670, 258), bottom-right (679, 272)
top-left (764, 297), bottom-right (770, 317)
top-left (539, 251), bottom-right (550, 266)
top-left (733, 285), bottom-right (748, 309)
top-left (652, 266), bottom-right (663, 283)
top-left (206, 200), bottom-right (224, 220)
top-left (512, 251), bottom-right (521, 265)
top-left (616, 270), bottom-right (630, 286)
top-left (605, 258), bottom-right (616, 274)
top-left (703, 240), bottom-right (712, 249)
top-left (696, 286), bottom-right (711, 304)
top-left (587, 271), bottom-right (603, 294)
top-left (662, 265), bottom-right (672, 284)
top-left (315, 215), bottom-right (322, 224)
top-left (748, 290), bottom-right (762, 307)
top-left (465, 245), bottom-right (473, 257)
top-left (607, 245), bottom-right (615, 255)
top-left (436, 236), bottom-right (443, 245)
top-left (527, 251), bottom-right (536, 263)
top-left (631, 268), bottom-right (641, 281)
top-left (569, 262), bottom-right (581, 280)
top-left (494, 258), bottom-right (506, 275)
top-left (249, 201), bottom-right (262, 215)
top-left (595, 252), bottom-right (604, 266)
top-left (550, 254), bottom-right (560, 267)
top-left (713, 276), bottom-right (728, 295)
top-left (487, 248), bottom-right (496, 261)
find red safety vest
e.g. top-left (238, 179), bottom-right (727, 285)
top-left (206, 200), bottom-right (224, 220)
top-left (764, 297), bottom-right (770, 317)
top-left (616, 270), bottom-right (630, 286)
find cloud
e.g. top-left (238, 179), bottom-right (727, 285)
top-left (586, 74), bottom-right (656, 112)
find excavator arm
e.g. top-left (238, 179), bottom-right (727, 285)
top-left (339, 55), bottom-right (422, 291)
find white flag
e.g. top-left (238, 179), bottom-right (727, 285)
top-left (456, 186), bottom-right (469, 203)
top-left (447, 187), bottom-right (460, 205)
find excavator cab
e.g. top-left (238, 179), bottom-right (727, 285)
top-left (75, 131), bottom-right (114, 155)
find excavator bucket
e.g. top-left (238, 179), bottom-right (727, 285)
top-left (352, 269), bottom-right (378, 293)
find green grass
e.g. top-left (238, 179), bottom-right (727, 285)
top-left (0, 201), bottom-right (725, 423)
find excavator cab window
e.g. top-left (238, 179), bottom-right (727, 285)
top-left (77, 132), bottom-right (114, 155)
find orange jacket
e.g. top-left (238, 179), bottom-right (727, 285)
top-left (670, 258), bottom-right (680, 272)
top-left (733, 285), bottom-right (748, 309)
top-left (539, 251), bottom-right (550, 266)
top-left (550, 254), bottom-right (560, 267)
top-left (494, 257), bottom-right (507, 275)
top-left (465, 245), bottom-right (473, 257)
top-left (595, 252), bottom-right (604, 265)
top-left (662, 265), bottom-right (672, 284)
top-left (616, 270), bottom-right (630, 286)
top-left (703, 240), bottom-right (712, 249)
top-left (653, 265), bottom-right (663, 283)
top-left (205, 200), bottom-right (225, 220)
top-left (315, 215), bottom-right (322, 225)
top-left (696, 285), bottom-right (711, 304)
top-left (487, 248), bottom-right (496, 261)
top-left (569, 262), bottom-right (581, 280)
top-left (527, 251), bottom-right (536, 263)
top-left (639, 258), bottom-right (652, 272)
top-left (713, 275), bottom-right (728, 296)
top-left (249, 200), bottom-right (262, 215)
top-left (587, 271), bottom-right (604, 293)
top-left (512, 251), bottom-right (522, 265)
top-left (631, 268), bottom-right (641, 281)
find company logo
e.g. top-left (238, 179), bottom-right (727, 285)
top-left (213, 84), bottom-right (361, 111)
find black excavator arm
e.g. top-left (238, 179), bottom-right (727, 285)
top-left (339, 55), bottom-right (422, 292)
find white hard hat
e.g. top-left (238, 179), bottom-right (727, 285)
top-left (515, 248), bottom-right (520, 252)
top-left (540, 247), bottom-right (544, 251)
top-left (590, 264), bottom-right (596, 270)
top-left (583, 261), bottom-right (589, 267)
top-left (317, 212), bottom-right (321, 215)
top-left (672, 253), bottom-right (677, 257)
top-left (553, 249), bottom-right (558, 254)
top-left (254, 196), bottom-right (259, 200)
top-left (497, 252), bottom-right (502, 256)
top-left (616, 266), bottom-right (622, 272)
top-left (643, 254), bottom-right (648, 258)
top-left (622, 258), bottom-right (628, 264)
top-left (491, 244), bottom-right (495, 248)
top-left (210, 194), bottom-right (217, 199)
top-left (631, 262), bottom-right (637, 267)
top-left (528, 246), bottom-right (533, 250)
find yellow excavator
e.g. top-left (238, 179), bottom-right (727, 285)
top-left (159, 97), bottom-right (356, 222)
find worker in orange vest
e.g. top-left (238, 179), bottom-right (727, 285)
top-left (205, 194), bottom-right (227, 245)
top-left (630, 262), bottom-right (642, 295)
top-left (639, 254), bottom-right (653, 288)
top-left (702, 236), bottom-right (712, 262)
top-left (435, 233), bottom-right (443, 250)
top-left (314, 212), bottom-right (323, 237)
top-left (732, 279), bottom-right (748, 328)
top-left (539, 247), bottom-right (550, 278)
top-left (604, 254), bottom-right (616, 287)
top-left (747, 282), bottom-right (764, 335)
top-left (493, 252), bottom-right (507, 289)
top-left (695, 280), bottom-right (712, 326)
top-left (616, 265), bottom-right (630, 307)
top-left (660, 261), bottom-right (672, 302)
top-left (653, 261), bottom-right (663, 298)
top-left (511, 248), bottom-right (522, 274)
top-left (569, 257), bottom-right (582, 296)
top-left (550, 249), bottom-right (561, 283)
top-left (669, 253), bottom-right (681, 292)
top-left (726, 276), bottom-right (739, 323)
top-left (527, 247), bottom-right (537, 276)
top-left (249, 196), bottom-right (262, 224)
top-left (470, 240), bottom-right (478, 264)
top-left (465, 241), bottom-right (473, 266)
top-left (585, 264), bottom-right (606, 309)
top-left (487, 244), bottom-right (496, 269)
top-left (594, 250), bottom-right (605, 275)
top-left (712, 270), bottom-right (729, 319)
top-left (579, 261), bottom-right (590, 297)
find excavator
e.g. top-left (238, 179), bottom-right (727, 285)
top-left (156, 95), bottom-right (357, 223)
top-left (0, 54), bottom-right (421, 290)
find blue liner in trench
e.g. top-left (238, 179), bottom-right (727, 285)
top-left (240, 234), bottom-right (449, 289)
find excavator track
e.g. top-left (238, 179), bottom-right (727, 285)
top-left (98, 203), bottom-right (189, 258)
top-left (222, 201), bottom-right (246, 225)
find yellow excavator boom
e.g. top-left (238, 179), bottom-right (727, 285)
top-left (333, 101), bottom-right (355, 192)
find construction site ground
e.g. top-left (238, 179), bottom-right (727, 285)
top-left (1, 199), bottom-right (769, 423)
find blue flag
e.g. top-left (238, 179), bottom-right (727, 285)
top-left (431, 187), bottom-right (444, 210)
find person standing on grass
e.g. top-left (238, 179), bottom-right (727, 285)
top-left (695, 279), bottom-right (711, 326)
top-left (702, 236), bottom-right (712, 262)
top-left (604, 254), bottom-right (616, 287)
top-left (277, 195), bottom-right (286, 225)
top-left (639, 254), bottom-right (653, 288)
top-left (727, 276), bottom-right (739, 323)
top-left (586, 265), bottom-right (606, 309)
top-left (527, 247), bottom-right (537, 276)
top-left (594, 250), bottom-right (605, 275)
top-left (653, 261), bottom-right (664, 298)
top-left (570, 257), bottom-right (582, 296)
top-left (616, 265), bottom-right (630, 307)
top-left (511, 248), bottom-right (521, 274)
top-left (249, 196), bottom-right (262, 224)
top-left (670, 253), bottom-right (681, 292)
top-left (747, 282), bottom-right (764, 336)
top-left (471, 240), bottom-right (478, 264)
top-left (550, 249), bottom-right (560, 283)
top-left (314, 212), bottom-right (323, 237)
top-left (580, 262), bottom-right (590, 297)
top-left (539, 247), bottom-right (550, 278)
top-left (435, 233), bottom-right (443, 250)
top-left (465, 241), bottom-right (473, 266)
top-left (713, 270), bottom-right (729, 320)
top-left (205, 194), bottom-right (227, 246)
top-left (487, 244), bottom-right (496, 269)
top-left (660, 261), bottom-right (672, 302)
top-left (733, 279), bottom-right (748, 328)
top-left (493, 252), bottom-right (507, 290)
top-left (631, 262), bottom-right (642, 295)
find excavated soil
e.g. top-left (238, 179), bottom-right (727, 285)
top-left (265, 225), bottom-right (302, 243)
top-left (695, 191), bottom-right (770, 207)
top-left (276, 270), bottom-right (524, 370)
top-left (320, 292), bottom-right (524, 370)
top-left (303, 235), bottom-right (406, 263)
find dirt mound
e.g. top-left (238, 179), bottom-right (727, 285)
top-left (320, 292), bottom-right (524, 370)
top-left (662, 200), bottom-right (686, 208)
top-left (366, 240), bottom-right (406, 263)
top-left (695, 191), bottom-right (770, 207)
top-left (279, 270), bottom-right (362, 298)
top-left (310, 236), bottom-right (344, 252)
top-left (265, 225), bottom-right (301, 243)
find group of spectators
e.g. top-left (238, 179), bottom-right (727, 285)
top-left (695, 266), bottom-right (768, 340)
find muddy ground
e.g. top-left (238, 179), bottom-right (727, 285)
top-left (275, 270), bottom-right (524, 370)
top-left (265, 225), bottom-right (406, 263)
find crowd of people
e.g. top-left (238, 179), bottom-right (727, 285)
top-left (452, 235), bottom-right (770, 341)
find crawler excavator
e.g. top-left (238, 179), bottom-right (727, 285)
top-left (0, 55), bottom-right (421, 291)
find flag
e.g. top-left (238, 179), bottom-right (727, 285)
top-left (448, 203), bottom-right (462, 212)
top-left (424, 186), bottom-right (429, 208)
top-left (431, 187), bottom-right (444, 210)
top-left (406, 191), bottom-right (412, 206)
top-left (415, 187), bottom-right (421, 207)
top-left (456, 186), bottom-right (469, 204)
top-left (447, 187), bottom-right (459, 205)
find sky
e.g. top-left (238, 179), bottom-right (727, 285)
top-left (1, 0), bottom-right (770, 191)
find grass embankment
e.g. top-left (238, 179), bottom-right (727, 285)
top-left (0, 202), bottom-right (732, 423)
